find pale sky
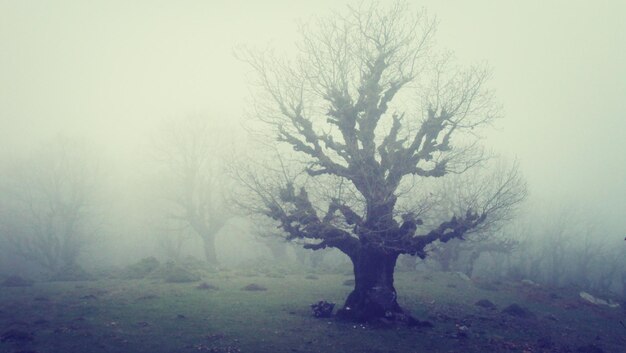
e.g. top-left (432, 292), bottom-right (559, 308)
top-left (1, 0), bottom-right (625, 231)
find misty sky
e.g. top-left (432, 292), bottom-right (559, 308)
top-left (1, 1), bottom-right (625, 232)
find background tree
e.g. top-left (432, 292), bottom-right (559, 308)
top-left (238, 2), bottom-right (526, 323)
top-left (0, 137), bottom-right (101, 275)
top-left (242, 216), bottom-right (291, 262)
top-left (152, 214), bottom-right (194, 262)
top-left (424, 161), bottom-right (523, 276)
top-left (153, 116), bottom-right (230, 266)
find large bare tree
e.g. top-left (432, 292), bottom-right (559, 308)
top-left (238, 2), bottom-right (526, 323)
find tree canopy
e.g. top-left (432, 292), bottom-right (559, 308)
top-left (238, 2), bottom-right (525, 260)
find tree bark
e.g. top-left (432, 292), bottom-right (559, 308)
top-left (337, 247), bottom-right (411, 323)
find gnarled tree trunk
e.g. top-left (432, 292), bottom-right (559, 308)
top-left (338, 247), bottom-right (409, 322)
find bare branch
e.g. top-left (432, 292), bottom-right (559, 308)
top-left (237, 1), bottom-right (524, 260)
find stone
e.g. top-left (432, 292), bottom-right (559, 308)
top-left (241, 283), bottom-right (267, 291)
top-left (501, 304), bottom-right (535, 319)
top-left (310, 300), bottom-right (335, 318)
top-left (579, 292), bottom-right (620, 308)
top-left (343, 279), bottom-right (355, 286)
top-left (196, 282), bottom-right (219, 290)
top-left (475, 299), bottom-right (497, 309)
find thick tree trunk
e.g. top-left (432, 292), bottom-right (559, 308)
top-left (337, 247), bottom-right (415, 323)
top-left (202, 236), bottom-right (218, 266)
top-left (438, 241), bottom-right (459, 272)
top-left (309, 250), bottom-right (325, 269)
top-left (266, 240), bottom-right (288, 261)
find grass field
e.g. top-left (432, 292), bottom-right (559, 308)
top-left (1, 268), bottom-right (624, 353)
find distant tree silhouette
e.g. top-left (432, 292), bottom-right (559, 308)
top-left (153, 117), bottom-right (230, 266)
top-left (0, 137), bottom-right (101, 274)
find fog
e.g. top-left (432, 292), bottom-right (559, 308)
top-left (1, 0), bottom-right (625, 297)
top-left (2, 2), bottom-right (626, 352)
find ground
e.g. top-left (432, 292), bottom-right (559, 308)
top-left (0, 268), bottom-right (624, 353)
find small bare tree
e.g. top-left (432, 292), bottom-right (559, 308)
top-left (237, 2), bottom-right (526, 323)
top-left (152, 116), bottom-right (230, 266)
top-left (0, 137), bottom-right (101, 274)
top-left (425, 160), bottom-right (525, 276)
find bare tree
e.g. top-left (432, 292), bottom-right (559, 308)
top-left (152, 116), bottom-right (231, 266)
top-left (0, 137), bottom-right (101, 274)
top-left (425, 161), bottom-right (525, 276)
top-left (153, 216), bottom-right (194, 262)
top-left (237, 2), bottom-right (526, 323)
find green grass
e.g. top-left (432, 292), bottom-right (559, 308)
top-left (1, 270), bottom-right (624, 352)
